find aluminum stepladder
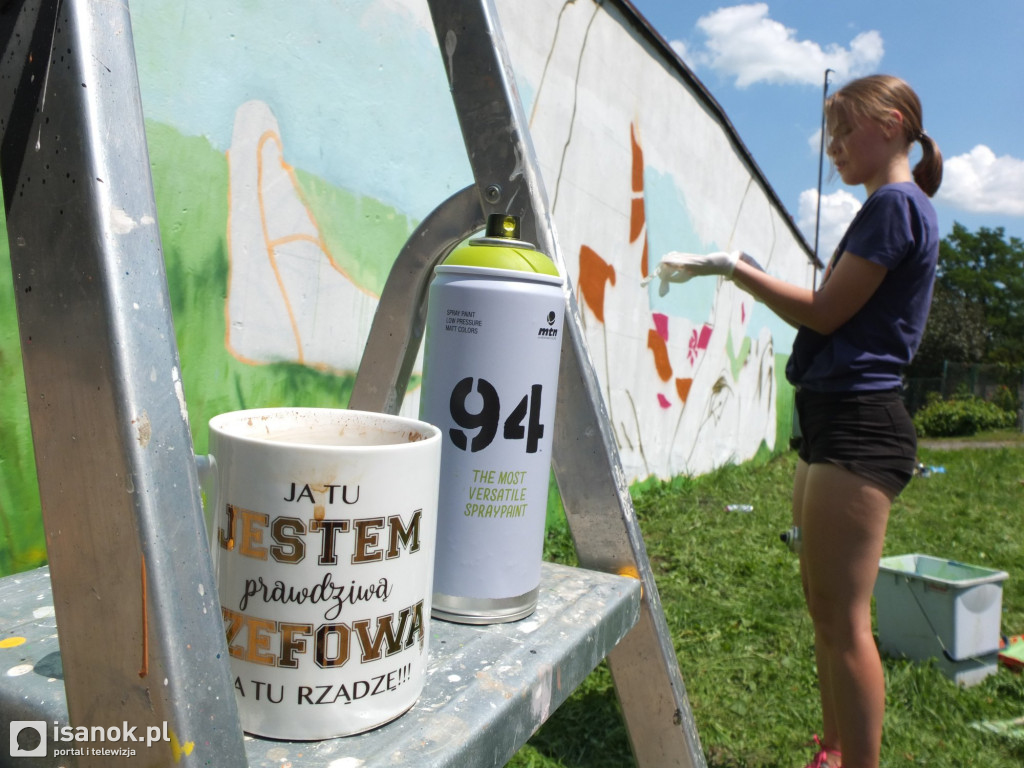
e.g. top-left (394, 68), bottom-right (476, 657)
top-left (0, 0), bottom-right (247, 766)
top-left (348, 2), bottom-right (705, 766)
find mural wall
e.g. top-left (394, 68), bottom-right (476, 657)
top-left (0, 0), bottom-right (814, 576)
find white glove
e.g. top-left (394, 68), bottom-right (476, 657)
top-left (656, 250), bottom-right (740, 282)
top-left (640, 250), bottom-right (739, 295)
top-left (642, 250), bottom-right (765, 295)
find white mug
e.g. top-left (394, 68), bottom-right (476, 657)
top-left (202, 407), bottom-right (441, 740)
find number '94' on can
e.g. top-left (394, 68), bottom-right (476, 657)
top-left (419, 215), bottom-right (564, 624)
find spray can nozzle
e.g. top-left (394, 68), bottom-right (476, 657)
top-left (470, 213), bottom-right (536, 251)
top-left (486, 213), bottom-right (521, 240)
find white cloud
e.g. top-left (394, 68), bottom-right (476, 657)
top-left (808, 127), bottom-right (823, 155)
top-left (694, 3), bottom-right (883, 88)
top-left (797, 188), bottom-right (861, 261)
top-left (935, 145), bottom-right (1024, 217)
top-left (669, 39), bottom-right (687, 61)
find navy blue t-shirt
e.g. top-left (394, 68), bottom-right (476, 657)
top-left (786, 182), bottom-right (939, 392)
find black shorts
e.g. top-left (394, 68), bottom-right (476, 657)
top-left (794, 388), bottom-right (917, 497)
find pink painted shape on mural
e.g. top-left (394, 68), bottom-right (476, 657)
top-left (652, 312), bottom-right (669, 341)
top-left (657, 393), bottom-right (671, 409)
top-left (697, 324), bottom-right (712, 350)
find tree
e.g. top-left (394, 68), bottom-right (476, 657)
top-left (910, 281), bottom-right (987, 377)
top-left (936, 223), bottom-right (1024, 365)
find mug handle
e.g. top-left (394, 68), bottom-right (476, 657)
top-left (194, 454), bottom-right (218, 542)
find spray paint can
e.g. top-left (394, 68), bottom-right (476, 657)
top-left (780, 525), bottom-right (802, 554)
top-left (419, 213), bottom-right (564, 624)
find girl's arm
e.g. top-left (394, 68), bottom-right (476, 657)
top-left (732, 252), bottom-right (886, 334)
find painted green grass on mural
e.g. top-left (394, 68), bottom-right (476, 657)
top-left (0, 121), bottom-right (411, 576)
top-left (774, 352), bottom-right (794, 454)
top-left (293, 167), bottom-right (417, 297)
top-left (0, 199), bottom-right (46, 575)
top-left (518, 442), bottom-right (1024, 768)
top-left (147, 122), bottom-right (365, 452)
top-left (725, 329), bottom-right (751, 382)
top-left (148, 119), bottom-right (426, 443)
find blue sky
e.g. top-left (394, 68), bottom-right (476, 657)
top-left (627, 0), bottom-right (1024, 260)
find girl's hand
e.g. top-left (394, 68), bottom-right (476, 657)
top-left (654, 250), bottom-right (741, 284)
top-left (642, 251), bottom-right (766, 296)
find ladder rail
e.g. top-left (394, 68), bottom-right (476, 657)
top-left (356, 1), bottom-right (707, 764)
top-left (350, 184), bottom-right (484, 414)
top-left (0, 2), bottom-right (246, 764)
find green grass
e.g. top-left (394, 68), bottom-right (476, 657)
top-left (921, 429), bottom-right (1024, 446)
top-left (513, 438), bottom-right (1024, 767)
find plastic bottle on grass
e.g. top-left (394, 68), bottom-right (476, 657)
top-left (725, 504), bottom-right (753, 513)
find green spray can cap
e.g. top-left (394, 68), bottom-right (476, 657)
top-left (441, 213), bottom-right (560, 277)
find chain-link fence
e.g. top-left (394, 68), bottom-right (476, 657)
top-left (905, 362), bottom-right (1024, 424)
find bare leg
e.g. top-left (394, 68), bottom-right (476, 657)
top-left (793, 460), bottom-right (840, 755)
top-left (800, 461), bottom-right (891, 768)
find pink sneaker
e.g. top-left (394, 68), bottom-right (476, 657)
top-left (804, 734), bottom-right (842, 768)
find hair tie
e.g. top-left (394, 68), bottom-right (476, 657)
top-left (917, 129), bottom-right (927, 141)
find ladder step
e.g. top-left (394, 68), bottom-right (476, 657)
top-left (0, 562), bottom-right (640, 768)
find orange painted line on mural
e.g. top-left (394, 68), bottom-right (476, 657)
top-left (646, 329), bottom-right (673, 382)
top-left (281, 157), bottom-right (379, 301)
top-left (230, 137), bottom-right (309, 370)
top-left (225, 125), bottom-right (383, 369)
top-left (630, 123), bottom-right (644, 193)
top-left (257, 130), bottom-right (306, 363)
top-left (139, 553), bottom-right (149, 678)
top-left (578, 245), bottom-right (615, 323)
top-left (629, 124), bottom-right (645, 242)
top-left (675, 378), bottom-right (693, 404)
top-left (629, 198), bottom-right (645, 244)
top-left (266, 232), bottom-right (323, 249)
top-left (629, 122), bottom-right (649, 277)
